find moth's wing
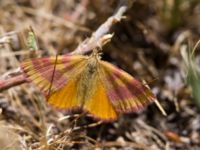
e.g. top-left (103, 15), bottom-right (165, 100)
top-left (47, 75), bottom-right (81, 109)
top-left (83, 73), bottom-right (118, 121)
top-left (21, 55), bottom-right (88, 110)
top-left (100, 61), bottom-right (155, 113)
top-left (21, 55), bottom-right (87, 95)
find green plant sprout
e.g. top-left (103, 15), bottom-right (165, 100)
top-left (181, 40), bottom-right (200, 109)
top-left (26, 27), bottom-right (38, 51)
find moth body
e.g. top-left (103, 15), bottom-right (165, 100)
top-left (77, 55), bottom-right (99, 107)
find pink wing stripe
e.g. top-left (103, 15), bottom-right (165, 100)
top-left (30, 57), bottom-right (68, 91)
top-left (106, 72), bottom-right (147, 99)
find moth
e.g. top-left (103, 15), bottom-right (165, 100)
top-left (21, 50), bottom-right (155, 121)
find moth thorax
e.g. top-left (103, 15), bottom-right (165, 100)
top-left (77, 60), bottom-right (99, 107)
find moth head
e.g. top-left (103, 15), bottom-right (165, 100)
top-left (89, 49), bottom-right (102, 61)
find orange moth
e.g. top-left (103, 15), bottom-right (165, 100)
top-left (21, 50), bottom-right (156, 121)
